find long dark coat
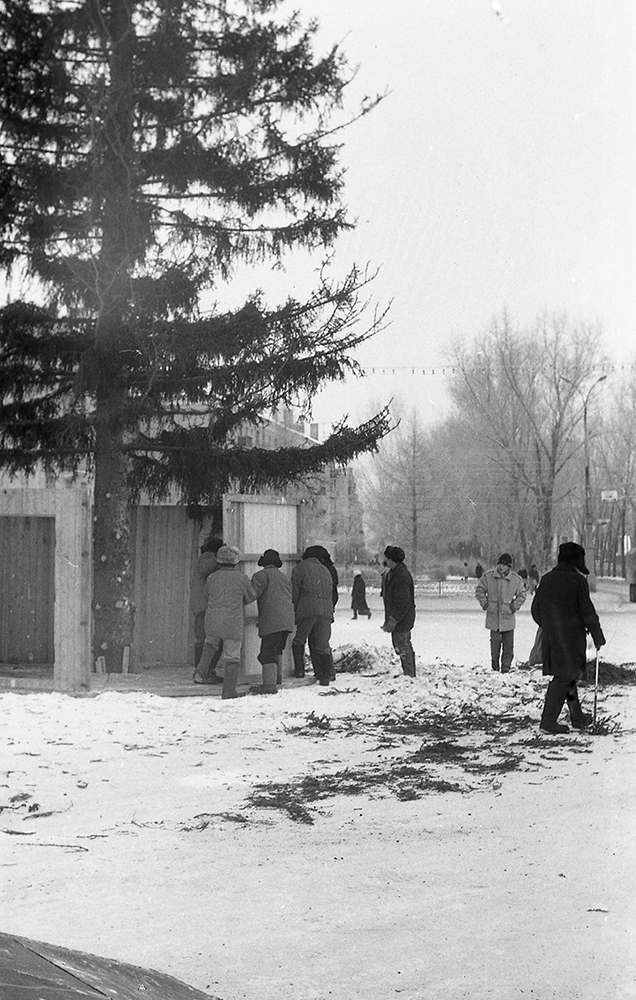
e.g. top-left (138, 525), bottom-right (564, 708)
top-left (382, 562), bottom-right (416, 631)
top-left (351, 573), bottom-right (370, 613)
top-left (531, 562), bottom-right (605, 680)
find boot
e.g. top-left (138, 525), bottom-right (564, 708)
top-left (317, 653), bottom-right (331, 686)
top-left (540, 678), bottom-right (570, 733)
top-left (222, 661), bottom-right (243, 700)
top-left (194, 643), bottom-right (213, 683)
top-left (250, 662), bottom-right (278, 695)
top-left (328, 651), bottom-right (336, 681)
top-left (567, 683), bottom-right (592, 729)
top-left (292, 644), bottom-right (305, 678)
top-left (275, 654), bottom-right (283, 685)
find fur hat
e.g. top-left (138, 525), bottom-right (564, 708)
top-left (384, 545), bottom-right (405, 564)
top-left (200, 535), bottom-right (224, 556)
top-left (558, 541), bottom-right (589, 575)
top-left (258, 548), bottom-right (282, 568)
top-left (497, 553), bottom-right (513, 567)
top-left (215, 544), bottom-right (240, 566)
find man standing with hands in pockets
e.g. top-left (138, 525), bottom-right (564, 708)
top-left (475, 552), bottom-right (526, 673)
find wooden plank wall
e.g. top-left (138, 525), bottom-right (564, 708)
top-left (0, 515), bottom-right (55, 664)
top-left (0, 485), bottom-right (92, 691)
top-left (223, 496), bottom-right (301, 679)
top-left (131, 505), bottom-right (198, 667)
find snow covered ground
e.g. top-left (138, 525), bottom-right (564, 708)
top-left (1, 585), bottom-right (635, 999)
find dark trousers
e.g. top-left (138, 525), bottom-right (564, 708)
top-left (490, 629), bottom-right (514, 671)
top-left (392, 629), bottom-right (416, 677)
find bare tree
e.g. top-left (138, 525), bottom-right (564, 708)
top-left (447, 312), bottom-right (607, 568)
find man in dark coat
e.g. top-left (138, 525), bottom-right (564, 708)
top-left (291, 546), bottom-right (335, 686)
top-left (531, 542), bottom-right (605, 734)
top-left (381, 545), bottom-right (416, 677)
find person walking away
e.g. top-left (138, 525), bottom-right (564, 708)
top-left (475, 553), bottom-right (526, 672)
top-left (528, 563), bottom-right (540, 595)
top-left (250, 549), bottom-right (295, 694)
top-left (291, 546), bottom-right (335, 686)
top-left (475, 563), bottom-right (484, 580)
top-left (531, 542), bottom-right (605, 734)
top-left (381, 545), bottom-right (417, 677)
top-left (351, 569), bottom-right (372, 619)
top-left (194, 545), bottom-right (257, 700)
top-left (189, 534), bottom-right (224, 683)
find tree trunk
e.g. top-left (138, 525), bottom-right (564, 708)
top-left (92, 390), bottom-right (135, 672)
top-left (91, 0), bottom-right (137, 671)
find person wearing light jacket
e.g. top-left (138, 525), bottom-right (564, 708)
top-left (194, 545), bottom-right (257, 700)
top-left (475, 553), bottom-right (526, 672)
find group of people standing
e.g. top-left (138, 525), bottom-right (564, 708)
top-left (189, 538), bottom-right (419, 698)
top-left (190, 532), bottom-right (604, 735)
top-left (190, 539), bottom-right (342, 699)
top-left (475, 544), bottom-right (605, 734)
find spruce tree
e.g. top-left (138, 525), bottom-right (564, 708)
top-left (0, 0), bottom-right (390, 671)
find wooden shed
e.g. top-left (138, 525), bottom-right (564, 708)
top-left (0, 482), bottom-right (303, 692)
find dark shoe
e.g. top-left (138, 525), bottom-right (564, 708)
top-left (250, 684), bottom-right (278, 695)
top-left (540, 721), bottom-right (570, 734)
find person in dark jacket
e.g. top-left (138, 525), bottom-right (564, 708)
top-left (250, 549), bottom-right (295, 694)
top-left (531, 542), bottom-right (606, 734)
top-left (381, 545), bottom-right (416, 677)
top-left (291, 546), bottom-right (335, 686)
top-left (351, 570), bottom-right (372, 619)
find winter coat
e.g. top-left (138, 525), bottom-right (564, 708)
top-left (291, 557), bottom-right (334, 622)
top-left (189, 551), bottom-right (218, 616)
top-left (203, 566), bottom-right (257, 641)
top-left (531, 562), bottom-right (605, 680)
top-left (475, 567), bottom-right (526, 631)
top-left (351, 574), bottom-right (370, 612)
top-left (250, 566), bottom-right (295, 637)
top-left (382, 562), bottom-right (416, 632)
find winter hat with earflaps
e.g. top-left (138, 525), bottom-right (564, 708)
top-left (558, 541), bottom-right (589, 575)
top-left (258, 548), bottom-right (282, 568)
top-left (215, 544), bottom-right (240, 566)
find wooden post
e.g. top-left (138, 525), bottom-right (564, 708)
top-left (54, 483), bottom-right (92, 692)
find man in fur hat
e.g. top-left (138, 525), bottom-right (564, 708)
top-left (381, 545), bottom-right (417, 677)
top-left (475, 553), bottom-right (526, 673)
top-left (531, 542), bottom-right (605, 734)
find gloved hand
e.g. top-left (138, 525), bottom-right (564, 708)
top-left (382, 617), bottom-right (397, 633)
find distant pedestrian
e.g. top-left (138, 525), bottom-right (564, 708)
top-left (475, 562), bottom-right (484, 580)
top-left (475, 553), bottom-right (526, 672)
top-left (463, 561), bottom-right (469, 581)
top-left (351, 570), bottom-right (372, 620)
top-left (194, 545), bottom-right (256, 700)
top-left (518, 567), bottom-right (528, 587)
top-left (381, 545), bottom-right (417, 677)
top-left (291, 546), bottom-right (335, 686)
top-left (528, 563), bottom-right (540, 595)
top-left (531, 542), bottom-right (605, 734)
top-left (189, 534), bottom-right (224, 683)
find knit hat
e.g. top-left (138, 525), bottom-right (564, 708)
top-left (558, 541), bottom-right (589, 575)
top-left (258, 548), bottom-right (282, 568)
top-left (215, 544), bottom-right (240, 566)
top-left (384, 545), bottom-right (405, 564)
top-left (497, 553), bottom-right (513, 567)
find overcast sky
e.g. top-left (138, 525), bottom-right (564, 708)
top-left (266, 0), bottom-right (635, 430)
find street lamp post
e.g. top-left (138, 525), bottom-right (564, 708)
top-left (579, 375), bottom-right (607, 592)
